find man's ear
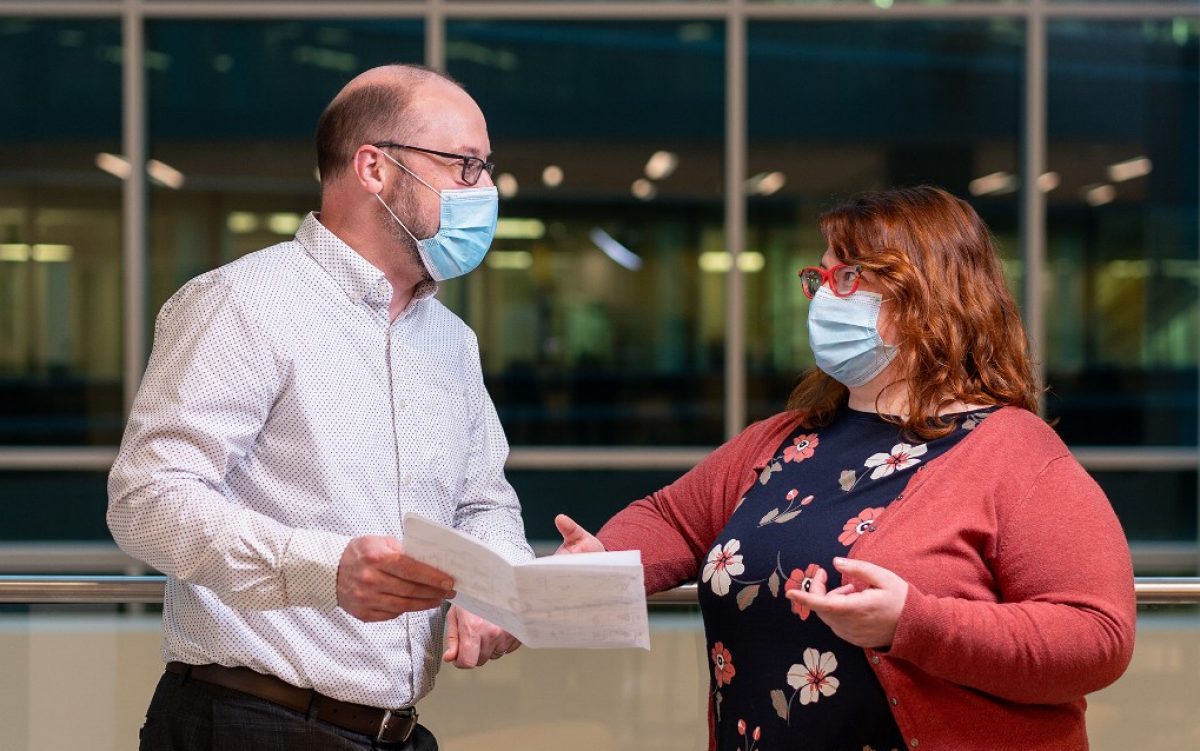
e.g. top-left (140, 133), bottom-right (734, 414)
top-left (351, 145), bottom-right (387, 195)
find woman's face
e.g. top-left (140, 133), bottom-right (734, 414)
top-left (819, 248), bottom-right (898, 346)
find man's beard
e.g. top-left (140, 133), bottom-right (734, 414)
top-left (377, 183), bottom-right (435, 283)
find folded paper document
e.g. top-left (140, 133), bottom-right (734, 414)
top-left (402, 513), bottom-right (650, 650)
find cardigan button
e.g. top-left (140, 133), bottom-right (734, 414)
top-left (910, 740), bottom-right (920, 748)
top-left (890, 697), bottom-right (898, 706)
top-left (871, 655), bottom-right (881, 665)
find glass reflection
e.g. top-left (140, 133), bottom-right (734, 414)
top-left (0, 19), bottom-right (123, 446)
top-left (1045, 20), bottom-right (1199, 446)
top-left (445, 21), bottom-right (727, 445)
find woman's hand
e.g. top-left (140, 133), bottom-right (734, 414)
top-left (785, 557), bottom-right (908, 649)
top-left (554, 514), bottom-right (606, 554)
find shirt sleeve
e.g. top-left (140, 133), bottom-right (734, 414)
top-left (885, 454), bottom-right (1137, 703)
top-left (106, 275), bottom-right (350, 611)
top-left (450, 330), bottom-right (534, 566)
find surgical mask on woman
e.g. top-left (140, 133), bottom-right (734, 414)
top-left (806, 285), bottom-right (898, 388)
top-left (375, 150), bottom-right (498, 281)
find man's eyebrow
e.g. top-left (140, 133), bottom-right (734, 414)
top-left (457, 146), bottom-right (491, 159)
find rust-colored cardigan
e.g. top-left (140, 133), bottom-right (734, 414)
top-left (597, 407), bottom-right (1136, 750)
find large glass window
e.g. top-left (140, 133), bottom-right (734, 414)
top-left (445, 21), bottom-right (727, 446)
top-left (1044, 20), bottom-right (1199, 447)
top-left (0, 19), bottom-right (124, 446)
top-left (745, 21), bottom-right (1024, 422)
top-left (145, 19), bottom-right (424, 316)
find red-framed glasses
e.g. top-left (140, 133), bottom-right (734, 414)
top-left (798, 263), bottom-right (863, 299)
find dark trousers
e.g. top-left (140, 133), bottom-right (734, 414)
top-left (139, 670), bottom-right (438, 751)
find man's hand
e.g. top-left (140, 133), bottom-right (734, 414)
top-left (336, 535), bottom-right (455, 622)
top-left (554, 514), bottom-right (605, 554)
top-left (442, 605), bottom-right (521, 668)
top-left (785, 557), bottom-right (908, 649)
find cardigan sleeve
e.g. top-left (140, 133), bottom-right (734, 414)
top-left (886, 454), bottom-right (1137, 704)
top-left (597, 413), bottom-right (797, 594)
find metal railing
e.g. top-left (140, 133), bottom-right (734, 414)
top-left (1, 576), bottom-right (1198, 606)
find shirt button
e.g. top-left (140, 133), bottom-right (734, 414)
top-left (398, 399), bottom-right (408, 410)
top-left (402, 473), bottom-right (413, 486)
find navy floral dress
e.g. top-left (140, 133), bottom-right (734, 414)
top-left (697, 406), bottom-right (994, 751)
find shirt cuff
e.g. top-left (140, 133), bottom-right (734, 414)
top-left (281, 528), bottom-right (352, 610)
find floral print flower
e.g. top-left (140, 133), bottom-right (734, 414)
top-left (784, 564), bottom-right (828, 620)
top-left (838, 507), bottom-right (886, 546)
top-left (839, 470), bottom-right (857, 492)
top-left (783, 433), bottom-right (819, 463)
top-left (711, 641), bottom-right (736, 686)
top-left (787, 648), bottom-right (840, 705)
top-left (702, 540), bottom-right (745, 596)
top-left (863, 442), bottom-right (927, 479)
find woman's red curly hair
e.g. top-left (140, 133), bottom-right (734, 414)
top-left (788, 185), bottom-right (1040, 440)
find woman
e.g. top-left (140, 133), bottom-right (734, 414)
top-left (557, 186), bottom-right (1135, 751)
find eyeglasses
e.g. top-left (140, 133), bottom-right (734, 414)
top-left (373, 141), bottom-right (496, 186)
top-left (798, 263), bottom-right (863, 299)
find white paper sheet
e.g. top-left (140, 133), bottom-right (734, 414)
top-left (401, 513), bottom-right (650, 650)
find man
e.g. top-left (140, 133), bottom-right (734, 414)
top-left (107, 64), bottom-right (531, 750)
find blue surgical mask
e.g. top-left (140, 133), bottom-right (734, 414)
top-left (807, 286), bottom-right (898, 388)
top-left (375, 151), bottom-right (498, 281)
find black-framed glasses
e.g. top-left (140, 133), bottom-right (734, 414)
top-left (373, 141), bottom-right (495, 186)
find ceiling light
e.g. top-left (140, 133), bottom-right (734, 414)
top-left (1107, 157), bottom-right (1152, 183)
top-left (1083, 184), bottom-right (1116, 207)
top-left (496, 173), bottom-right (519, 199)
top-left (968, 172), bottom-right (1018, 197)
top-left (1037, 172), bottom-right (1060, 193)
top-left (226, 212), bottom-right (259, 234)
top-left (486, 250), bottom-right (533, 271)
top-left (267, 213), bottom-right (303, 235)
top-left (147, 159), bottom-right (185, 190)
top-left (745, 172), bottom-right (786, 196)
top-left (631, 179), bottom-right (657, 201)
top-left (495, 218), bottom-right (545, 240)
top-left (644, 151), bottom-right (679, 181)
top-left (95, 152), bottom-right (132, 180)
top-left (542, 165), bottom-right (563, 188)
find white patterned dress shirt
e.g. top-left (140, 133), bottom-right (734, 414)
top-left (107, 212), bottom-right (533, 709)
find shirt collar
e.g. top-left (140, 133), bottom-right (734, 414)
top-left (296, 212), bottom-right (439, 309)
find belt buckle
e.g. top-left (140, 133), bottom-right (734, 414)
top-left (376, 707), bottom-right (417, 744)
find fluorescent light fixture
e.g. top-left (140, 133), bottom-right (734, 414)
top-left (631, 179), bottom-right (657, 201)
top-left (148, 159), bottom-right (185, 189)
top-left (226, 212), bottom-right (259, 234)
top-left (32, 244), bottom-right (73, 262)
top-left (589, 228), bottom-right (643, 271)
top-left (267, 212), bottom-right (303, 235)
top-left (1107, 157), bottom-right (1152, 183)
top-left (542, 165), bottom-right (563, 188)
top-left (95, 152), bottom-right (132, 180)
top-left (0, 244), bottom-right (73, 262)
top-left (496, 173), bottom-right (519, 199)
top-left (486, 250), bottom-right (533, 271)
top-left (0, 244), bottom-right (30, 262)
top-left (1037, 172), bottom-right (1061, 193)
top-left (968, 172), bottom-right (1018, 197)
top-left (745, 172), bottom-right (786, 196)
top-left (644, 151), bottom-right (678, 181)
top-left (313, 167), bottom-right (322, 183)
top-left (699, 251), bottom-right (765, 274)
top-left (495, 218), bottom-right (545, 240)
top-left (1083, 184), bottom-right (1116, 207)
top-left (874, 0), bottom-right (895, 7)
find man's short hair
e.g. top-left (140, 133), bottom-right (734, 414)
top-left (315, 64), bottom-right (462, 184)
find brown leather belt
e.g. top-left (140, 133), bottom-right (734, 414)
top-left (166, 662), bottom-right (418, 744)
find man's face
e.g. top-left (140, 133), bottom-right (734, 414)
top-left (385, 81), bottom-right (494, 242)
